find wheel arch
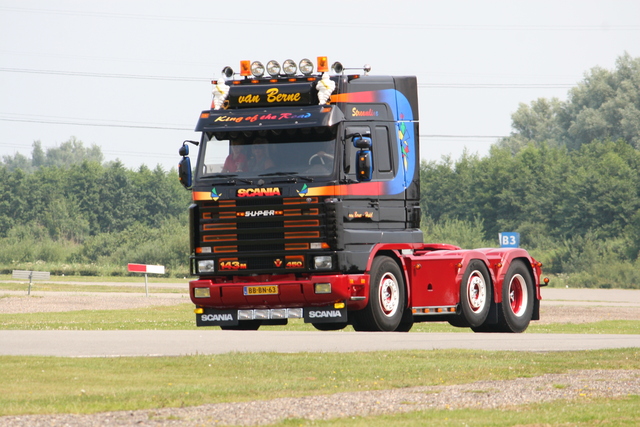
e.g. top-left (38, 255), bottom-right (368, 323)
top-left (452, 250), bottom-right (495, 295)
top-left (475, 248), bottom-right (541, 303)
top-left (366, 245), bottom-right (413, 312)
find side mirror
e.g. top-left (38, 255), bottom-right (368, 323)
top-left (178, 140), bottom-right (198, 190)
top-left (352, 135), bottom-right (372, 149)
top-left (178, 156), bottom-right (192, 189)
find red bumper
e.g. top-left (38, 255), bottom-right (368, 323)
top-left (190, 273), bottom-right (369, 310)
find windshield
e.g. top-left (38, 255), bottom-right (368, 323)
top-left (196, 127), bottom-right (338, 180)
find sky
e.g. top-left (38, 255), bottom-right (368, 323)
top-left (1, 0), bottom-right (639, 171)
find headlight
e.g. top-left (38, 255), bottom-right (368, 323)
top-left (198, 260), bottom-right (215, 273)
top-left (283, 59), bottom-right (297, 76)
top-left (250, 61), bottom-right (265, 77)
top-left (193, 288), bottom-right (211, 298)
top-left (266, 60), bottom-right (281, 76)
top-left (314, 283), bottom-right (331, 294)
top-left (314, 256), bottom-right (332, 270)
top-left (299, 58), bottom-right (314, 75)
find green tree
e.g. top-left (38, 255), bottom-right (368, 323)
top-left (1, 137), bottom-right (104, 172)
top-left (498, 98), bottom-right (564, 154)
top-left (500, 52), bottom-right (640, 152)
top-left (556, 140), bottom-right (640, 238)
top-left (95, 161), bottom-right (141, 233)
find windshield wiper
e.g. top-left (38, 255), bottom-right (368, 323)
top-left (260, 172), bottom-right (314, 183)
top-left (204, 174), bottom-right (253, 185)
top-left (208, 173), bottom-right (237, 178)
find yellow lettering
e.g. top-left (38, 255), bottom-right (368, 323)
top-left (266, 88), bottom-right (301, 103)
top-left (238, 94), bottom-right (260, 104)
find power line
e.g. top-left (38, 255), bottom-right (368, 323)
top-left (0, 114), bottom-right (192, 131)
top-left (419, 83), bottom-right (573, 89)
top-left (421, 134), bottom-right (506, 139)
top-left (1, 67), bottom-right (575, 89)
top-left (0, 67), bottom-right (206, 82)
top-left (2, 6), bottom-right (639, 31)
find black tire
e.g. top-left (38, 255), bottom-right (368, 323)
top-left (220, 320), bottom-right (262, 330)
top-left (497, 260), bottom-right (534, 333)
top-left (459, 260), bottom-right (492, 328)
top-left (352, 256), bottom-right (405, 332)
top-left (312, 322), bottom-right (348, 331)
top-left (447, 316), bottom-right (470, 328)
top-left (395, 309), bottom-right (414, 332)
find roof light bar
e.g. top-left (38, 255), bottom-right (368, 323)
top-left (222, 57), bottom-right (341, 79)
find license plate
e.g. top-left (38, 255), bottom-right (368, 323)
top-left (243, 285), bottom-right (278, 296)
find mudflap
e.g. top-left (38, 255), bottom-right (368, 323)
top-left (196, 309), bottom-right (238, 327)
top-left (303, 304), bottom-right (348, 324)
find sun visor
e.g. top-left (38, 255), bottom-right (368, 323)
top-left (195, 105), bottom-right (345, 132)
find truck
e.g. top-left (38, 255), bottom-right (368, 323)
top-left (177, 56), bottom-right (546, 333)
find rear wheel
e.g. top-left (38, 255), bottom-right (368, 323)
top-left (499, 260), bottom-right (534, 333)
top-left (353, 256), bottom-right (405, 332)
top-left (460, 260), bottom-right (492, 328)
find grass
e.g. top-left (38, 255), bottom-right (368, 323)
top-left (1, 349), bottom-right (638, 417)
top-left (276, 396), bottom-right (640, 426)
top-left (0, 282), bottom-right (187, 294)
top-left (0, 303), bottom-right (196, 330)
top-left (0, 273), bottom-right (190, 283)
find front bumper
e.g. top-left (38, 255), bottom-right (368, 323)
top-left (189, 273), bottom-right (369, 310)
top-left (195, 303), bottom-right (349, 327)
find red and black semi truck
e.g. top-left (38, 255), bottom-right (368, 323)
top-left (178, 57), bottom-right (545, 332)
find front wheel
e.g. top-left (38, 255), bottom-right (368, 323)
top-left (460, 260), bottom-right (492, 328)
top-left (352, 256), bottom-right (405, 332)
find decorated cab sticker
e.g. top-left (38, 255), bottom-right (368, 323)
top-left (296, 183), bottom-right (309, 197)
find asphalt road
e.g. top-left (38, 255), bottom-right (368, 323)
top-left (1, 288), bottom-right (639, 357)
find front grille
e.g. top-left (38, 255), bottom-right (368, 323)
top-left (198, 197), bottom-right (325, 272)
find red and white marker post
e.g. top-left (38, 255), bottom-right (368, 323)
top-left (127, 263), bottom-right (165, 297)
